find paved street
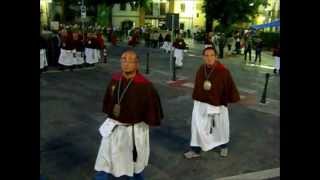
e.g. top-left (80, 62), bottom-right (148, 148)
top-left (40, 39), bottom-right (280, 180)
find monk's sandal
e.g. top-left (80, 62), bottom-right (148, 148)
top-left (184, 150), bottom-right (201, 159)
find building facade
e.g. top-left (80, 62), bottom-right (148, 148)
top-left (112, 3), bottom-right (141, 29)
top-left (111, 0), bottom-right (206, 30)
top-left (40, 0), bottom-right (53, 28)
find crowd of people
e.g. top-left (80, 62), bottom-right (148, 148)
top-left (40, 24), bottom-right (108, 73)
top-left (202, 29), bottom-right (280, 74)
top-left (121, 26), bottom-right (280, 73)
top-left (41, 23), bottom-right (279, 75)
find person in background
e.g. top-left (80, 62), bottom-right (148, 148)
top-left (58, 26), bottom-right (76, 71)
top-left (160, 32), bottom-right (172, 53)
top-left (254, 37), bottom-right (263, 65)
top-left (226, 35), bottom-right (234, 56)
top-left (173, 34), bottom-right (187, 68)
top-left (218, 33), bottom-right (226, 59)
top-left (72, 28), bottom-right (85, 69)
top-left (272, 42), bottom-right (280, 74)
top-left (40, 35), bottom-right (48, 74)
top-left (84, 28), bottom-right (99, 67)
top-left (204, 32), bottom-right (214, 48)
top-left (243, 32), bottom-right (253, 63)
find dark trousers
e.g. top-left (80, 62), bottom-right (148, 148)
top-left (145, 40), bottom-right (150, 47)
top-left (235, 42), bottom-right (241, 54)
top-left (227, 44), bottom-right (231, 51)
top-left (94, 171), bottom-right (144, 180)
top-left (219, 46), bottom-right (224, 58)
top-left (244, 48), bottom-right (252, 61)
top-left (255, 49), bottom-right (262, 64)
top-left (152, 40), bottom-right (158, 48)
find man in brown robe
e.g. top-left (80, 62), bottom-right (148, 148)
top-left (58, 28), bottom-right (76, 71)
top-left (94, 50), bottom-right (163, 180)
top-left (184, 47), bottom-right (240, 159)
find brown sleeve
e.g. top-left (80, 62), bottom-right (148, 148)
top-left (224, 70), bottom-right (240, 103)
top-left (144, 84), bottom-right (163, 127)
top-left (102, 81), bottom-right (115, 115)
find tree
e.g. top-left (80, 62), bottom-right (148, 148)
top-left (203, 0), bottom-right (268, 33)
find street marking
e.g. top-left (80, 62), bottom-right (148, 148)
top-left (238, 87), bottom-right (257, 94)
top-left (43, 67), bottom-right (96, 73)
top-left (245, 63), bottom-right (275, 70)
top-left (216, 168), bottom-right (280, 180)
top-left (187, 53), bottom-right (202, 58)
top-left (182, 82), bottom-right (194, 88)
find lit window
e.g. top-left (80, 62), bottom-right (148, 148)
top-left (160, 3), bottom-right (166, 15)
top-left (180, 3), bottom-right (185, 13)
top-left (196, 3), bottom-right (201, 11)
top-left (145, 3), bottom-right (153, 15)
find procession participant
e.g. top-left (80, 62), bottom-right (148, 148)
top-left (58, 26), bottom-right (76, 71)
top-left (96, 31), bottom-right (105, 63)
top-left (160, 32), bottom-right (172, 53)
top-left (172, 34), bottom-right (187, 68)
top-left (184, 47), bottom-right (240, 159)
top-left (84, 28), bottom-right (99, 66)
top-left (204, 32), bottom-right (214, 48)
top-left (272, 42), bottom-right (280, 74)
top-left (72, 27), bottom-right (85, 68)
top-left (94, 50), bottom-right (163, 180)
top-left (40, 35), bottom-right (48, 73)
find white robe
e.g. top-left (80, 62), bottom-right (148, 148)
top-left (160, 41), bottom-right (172, 53)
top-left (190, 100), bottom-right (230, 151)
top-left (95, 49), bottom-right (101, 62)
top-left (58, 49), bottom-right (76, 66)
top-left (274, 56), bottom-right (280, 70)
top-left (94, 118), bottom-right (150, 177)
top-left (85, 48), bottom-right (99, 64)
top-left (174, 48), bottom-right (184, 67)
top-left (74, 51), bottom-right (84, 65)
top-left (40, 49), bottom-right (48, 69)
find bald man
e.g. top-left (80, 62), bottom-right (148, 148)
top-left (94, 50), bottom-right (163, 180)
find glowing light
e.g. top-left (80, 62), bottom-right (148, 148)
top-left (256, 15), bottom-right (266, 24)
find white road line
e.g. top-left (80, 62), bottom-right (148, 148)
top-left (238, 87), bottom-right (257, 94)
top-left (216, 168), bottom-right (280, 180)
top-left (182, 82), bottom-right (194, 88)
top-left (44, 67), bottom-right (96, 73)
top-left (245, 63), bottom-right (275, 69)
